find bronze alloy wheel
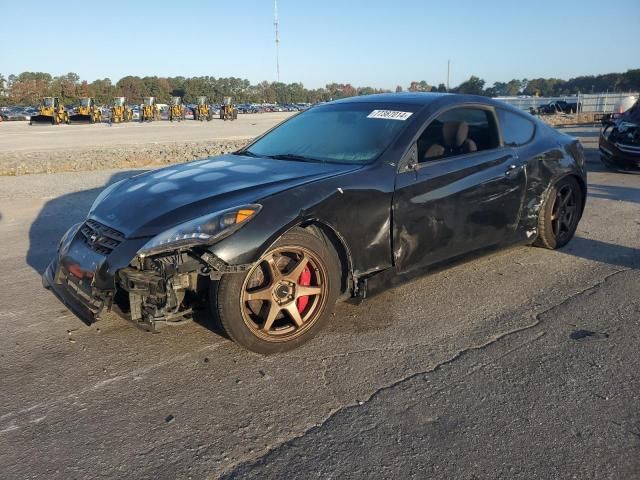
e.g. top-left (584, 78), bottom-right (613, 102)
top-left (240, 246), bottom-right (329, 342)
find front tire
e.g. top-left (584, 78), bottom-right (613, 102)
top-left (534, 176), bottom-right (583, 249)
top-left (212, 228), bottom-right (341, 354)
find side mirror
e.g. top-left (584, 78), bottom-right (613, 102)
top-left (401, 143), bottom-right (419, 172)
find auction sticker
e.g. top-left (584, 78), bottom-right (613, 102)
top-left (367, 110), bottom-right (413, 121)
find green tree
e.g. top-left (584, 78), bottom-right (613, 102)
top-left (89, 78), bottom-right (116, 104)
top-left (0, 69), bottom-right (637, 107)
top-left (50, 72), bottom-right (80, 104)
top-left (454, 76), bottom-right (486, 95)
top-left (0, 74), bottom-right (6, 105)
top-left (506, 79), bottom-right (522, 96)
top-left (408, 80), bottom-right (431, 92)
top-left (116, 76), bottom-right (146, 103)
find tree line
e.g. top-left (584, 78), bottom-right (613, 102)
top-left (0, 69), bottom-right (638, 106)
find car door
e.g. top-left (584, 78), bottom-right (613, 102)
top-left (392, 105), bottom-right (527, 273)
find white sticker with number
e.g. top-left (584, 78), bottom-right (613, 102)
top-left (367, 110), bottom-right (413, 121)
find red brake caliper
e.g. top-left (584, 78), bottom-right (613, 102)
top-left (297, 264), bottom-right (311, 312)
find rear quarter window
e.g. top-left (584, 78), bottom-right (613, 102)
top-left (497, 108), bottom-right (536, 146)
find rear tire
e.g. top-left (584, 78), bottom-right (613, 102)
top-left (534, 176), bottom-right (583, 249)
top-left (211, 228), bottom-right (341, 354)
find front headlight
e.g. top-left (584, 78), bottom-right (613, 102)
top-left (137, 204), bottom-right (261, 257)
top-left (90, 179), bottom-right (125, 212)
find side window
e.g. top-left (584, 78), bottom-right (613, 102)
top-left (417, 107), bottom-right (499, 162)
top-left (497, 108), bottom-right (535, 146)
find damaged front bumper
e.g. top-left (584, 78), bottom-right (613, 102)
top-left (42, 256), bottom-right (111, 325)
top-left (43, 220), bottom-right (252, 331)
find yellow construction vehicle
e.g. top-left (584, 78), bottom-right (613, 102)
top-left (141, 97), bottom-right (159, 122)
top-left (29, 97), bottom-right (69, 125)
top-left (69, 97), bottom-right (102, 124)
top-left (169, 96), bottom-right (184, 122)
top-left (194, 96), bottom-right (212, 121)
top-left (111, 97), bottom-right (133, 123)
top-left (220, 96), bottom-right (238, 121)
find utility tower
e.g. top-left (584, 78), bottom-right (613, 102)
top-left (274, 0), bottom-right (280, 82)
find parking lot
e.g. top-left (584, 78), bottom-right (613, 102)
top-left (0, 127), bottom-right (638, 478)
top-left (0, 113), bottom-right (295, 176)
top-left (0, 113), bottom-right (293, 153)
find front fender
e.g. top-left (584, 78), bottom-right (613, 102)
top-left (208, 161), bottom-right (396, 276)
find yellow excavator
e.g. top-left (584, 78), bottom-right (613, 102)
top-left (141, 97), bottom-right (159, 122)
top-left (111, 97), bottom-right (133, 123)
top-left (194, 96), bottom-right (212, 121)
top-left (30, 97), bottom-right (69, 125)
top-left (169, 96), bottom-right (184, 122)
top-left (220, 96), bottom-right (238, 121)
top-left (69, 97), bottom-right (102, 124)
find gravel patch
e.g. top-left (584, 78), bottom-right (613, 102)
top-left (0, 138), bottom-right (251, 176)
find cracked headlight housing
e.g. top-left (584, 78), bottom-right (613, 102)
top-left (137, 204), bottom-right (261, 257)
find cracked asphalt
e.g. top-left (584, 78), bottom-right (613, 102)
top-left (0, 127), bottom-right (638, 479)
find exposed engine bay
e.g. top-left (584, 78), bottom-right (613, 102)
top-left (115, 250), bottom-right (250, 331)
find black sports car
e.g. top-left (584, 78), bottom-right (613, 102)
top-left (599, 99), bottom-right (640, 172)
top-left (44, 93), bottom-right (587, 353)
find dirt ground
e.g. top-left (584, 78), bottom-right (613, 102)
top-left (0, 112), bottom-right (293, 175)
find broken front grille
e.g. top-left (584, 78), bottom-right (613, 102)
top-left (79, 219), bottom-right (125, 255)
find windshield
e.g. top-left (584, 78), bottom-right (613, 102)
top-left (80, 98), bottom-right (91, 107)
top-left (144, 98), bottom-right (153, 106)
top-left (245, 103), bottom-right (417, 164)
top-left (113, 97), bottom-right (125, 106)
top-left (43, 98), bottom-right (54, 107)
top-left (171, 97), bottom-right (181, 105)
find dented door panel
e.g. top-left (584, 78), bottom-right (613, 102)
top-left (392, 147), bottom-right (526, 273)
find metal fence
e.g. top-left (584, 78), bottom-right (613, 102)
top-left (495, 92), bottom-right (638, 113)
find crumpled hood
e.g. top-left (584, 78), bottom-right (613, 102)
top-left (89, 154), bottom-right (361, 238)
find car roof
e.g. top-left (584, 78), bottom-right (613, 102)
top-left (330, 92), bottom-right (508, 110)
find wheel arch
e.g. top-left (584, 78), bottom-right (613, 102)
top-left (299, 219), bottom-right (354, 296)
top-left (571, 173), bottom-right (587, 214)
top-left (254, 218), bottom-right (354, 296)
top-left (538, 171), bottom-right (587, 216)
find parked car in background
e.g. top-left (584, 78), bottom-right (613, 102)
top-left (0, 106), bottom-right (33, 121)
top-left (537, 100), bottom-right (581, 115)
top-left (599, 99), bottom-right (640, 172)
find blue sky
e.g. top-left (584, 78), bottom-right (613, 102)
top-left (2, 0), bottom-right (639, 88)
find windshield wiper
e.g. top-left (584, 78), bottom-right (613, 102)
top-left (234, 149), bottom-right (259, 157)
top-left (266, 153), bottom-right (323, 163)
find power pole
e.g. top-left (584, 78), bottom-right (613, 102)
top-left (447, 59), bottom-right (450, 92)
top-left (274, 0), bottom-right (280, 82)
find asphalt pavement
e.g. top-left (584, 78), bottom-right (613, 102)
top-left (0, 127), bottom-right (638, 479)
